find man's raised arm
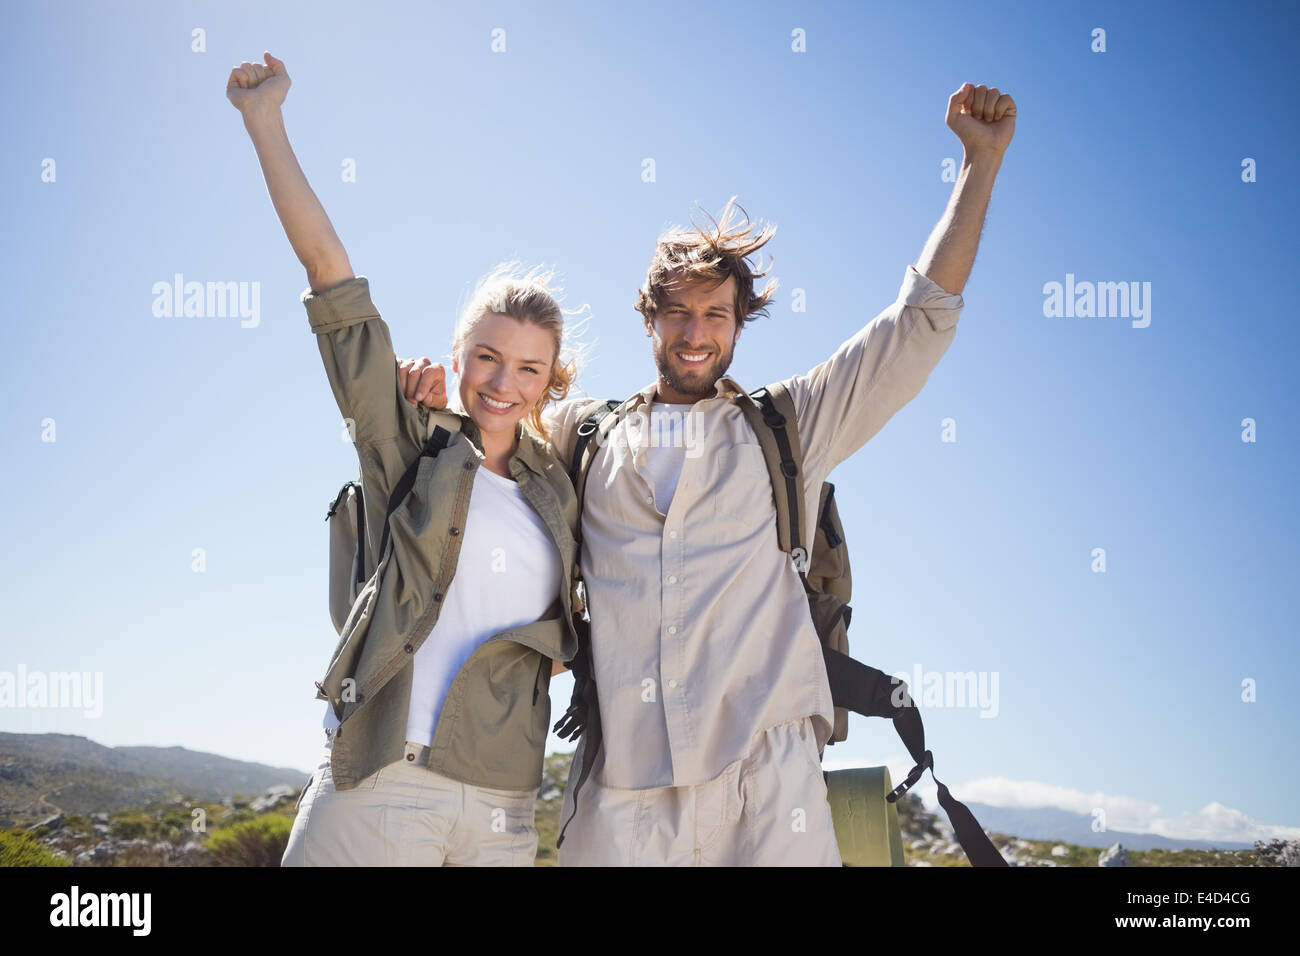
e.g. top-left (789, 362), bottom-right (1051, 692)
top-left (916, 82), bottom-right (1017, 296)
top-left (785, 82), bottom-right (1016, 475)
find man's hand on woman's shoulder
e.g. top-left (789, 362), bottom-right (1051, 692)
top-left (397, 356), bottom-right (448, 409)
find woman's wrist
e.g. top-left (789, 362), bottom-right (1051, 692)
top-left (240, 101), bottom-right (285, 133)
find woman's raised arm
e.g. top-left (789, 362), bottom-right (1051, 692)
top-left (229, 51), bottom-right (431, 580)
top-left (227, 53), bottom-right (352, 293)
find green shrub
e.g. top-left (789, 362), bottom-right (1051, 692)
top-left (0, 828), bottom-right (71, 867)
top-left (111, 817), bottom-right (149, 841)
top-left (110, 807), bottom-right (196, 844)
top-left (206, 815), bottom-right (293, 867)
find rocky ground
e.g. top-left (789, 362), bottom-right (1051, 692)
top-left (18, 785), bottom-right (300, 867)
top-left (896, 798), bottom-right (1295, 867)
top-left (11, 769), bottom-right (1297, 867)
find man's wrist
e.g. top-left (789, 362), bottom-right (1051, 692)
top-left (961, 146), bottom-right (1005, 169)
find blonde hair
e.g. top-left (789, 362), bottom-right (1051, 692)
top-left (451, 261), bottom-right (586, 441)
top-left (634, 196), bottom-right (778, 331)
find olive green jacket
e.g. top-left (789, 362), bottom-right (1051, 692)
top-left (302, 276), bottom-right (580, 792)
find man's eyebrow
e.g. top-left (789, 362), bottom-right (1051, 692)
top-left (473, 342), bottom-right (547, 364)
top-left (664, 300), bottom-right (733, 313)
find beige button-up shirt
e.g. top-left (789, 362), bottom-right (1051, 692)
top-left (546, 264), bottom-right (964, 788)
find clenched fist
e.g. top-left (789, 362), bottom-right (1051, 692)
top-left (226, 52), bottom-right (291, 115)
top-left (947, 82), bottom-right (1016, 156)
top-left (397, 356), bottom-right (448, 409)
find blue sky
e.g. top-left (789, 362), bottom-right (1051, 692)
top-left (2, 0), bottom-right (1297, 845)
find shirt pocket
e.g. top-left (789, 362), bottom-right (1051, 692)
top-left (386, 454), bottom-right (444, 607)
top-left (388, 454), bottom-right (441, 538)
top-left (710, 442), bottom-right (776, 526)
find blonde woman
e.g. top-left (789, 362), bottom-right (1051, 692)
top-left (228, 52), bottom-right (582, 866)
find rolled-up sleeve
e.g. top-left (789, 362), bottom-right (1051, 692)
top-left (302, 276), bottom-right (425, 450)
top-left (303, 276), bottom-right (428, 574)
top-left (786, 264), bottom-right (964, 474)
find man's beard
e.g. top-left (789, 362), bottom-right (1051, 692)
top-left (653, 339), bottom-right (735, 398)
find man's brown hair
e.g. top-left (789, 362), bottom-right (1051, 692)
top-left (635, 196), bottom-right (778, 331)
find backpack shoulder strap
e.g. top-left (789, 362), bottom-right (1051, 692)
top-left (375, 410), bottom-right (464, 567)
top-left (568, 397), bottom-right (633, 508)
top-left (736, 382), bottom-right (810, 573)
top-left (394, 409), bottom-right (463, 514)
top-left (423, 408), bottom-right (465, 443)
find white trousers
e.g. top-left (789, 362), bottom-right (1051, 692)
top-left (281, 736), bottom-right (538, 867)
top-left (558, 717), bottom-right (842, 866)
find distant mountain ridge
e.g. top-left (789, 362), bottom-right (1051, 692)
top-left (962, 801), bottom-right (1253, 851)
top-left (0, 732), bottom-right (308, 828)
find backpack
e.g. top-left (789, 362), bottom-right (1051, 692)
top-left (736, 384), bottom-right (854, 745)
top-left (324, 417), bottom-right (462, 636)
top-left (557, 383), bottom-right (1008, 866)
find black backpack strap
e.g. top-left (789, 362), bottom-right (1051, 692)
top-left (737, 383), bottom-right (811, 578)
top-left (819, 483), bottom-right (842, 548)
top-left (823, 647), bottom-right (1009, 867)
top-left (555, 395), bottom-right (637, 850)
top-left (567, 399), bottom-right (622, 527)
top-left (375, 422), bottom-right (457, 571)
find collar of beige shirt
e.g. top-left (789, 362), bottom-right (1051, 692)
top-left (626, 373), bottom-right (749, 411)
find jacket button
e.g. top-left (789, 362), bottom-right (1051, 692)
top-left (434, 592), bottom-right (444, 602)
top-left (449, 527), bottom-right (460, 536)
top-left (405, 752), bottom-right (415, 761)
top-left (404, 643), bottom-right (413, 653)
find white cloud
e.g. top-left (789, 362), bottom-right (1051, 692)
top-left (1146, 802), bottom-right (1300, 844)
top-left (819, 756), bottom-right (1300, 845)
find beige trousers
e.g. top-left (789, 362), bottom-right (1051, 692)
top-left (281, 735), bottom-right (538, 866)
top-left (557, 717), bottom-right (842, 866)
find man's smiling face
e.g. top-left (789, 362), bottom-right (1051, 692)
top-left (645, 272), bottom-right (741, 403)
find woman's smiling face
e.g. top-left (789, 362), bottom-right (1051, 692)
top-left (452, 311), bottom-right (555, 439)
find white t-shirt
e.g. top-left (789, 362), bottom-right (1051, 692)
top-left (635, 402), bottom-right (697, 513)
top-left (322, 464), bottom-right (562, 743)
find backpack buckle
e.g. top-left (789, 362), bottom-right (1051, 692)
top-left (791, 547), bottom-right (810, 574)
top-left (886, 750), bottom-right (933, 802)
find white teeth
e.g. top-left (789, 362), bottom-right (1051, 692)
top-left (479, 393), bottom-right (514, 410)
top-left (678, 351), bottom-right (709, 362)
